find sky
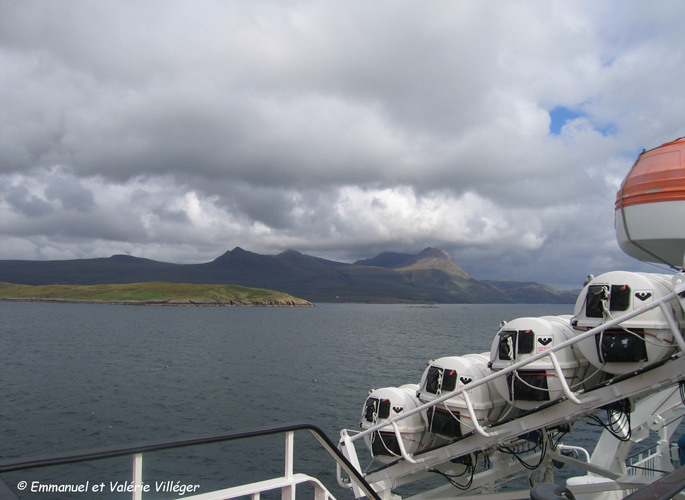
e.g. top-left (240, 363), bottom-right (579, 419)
top-left (1, 1), bottom-right (684, 289)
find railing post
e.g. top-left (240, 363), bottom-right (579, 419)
top-left (132, 453), bottom-right (143, 500)
top-left (462, 391), bottom-right (501, 438)
top-left (659, 301), bottom-right (685, 354)
top-left (313, 481), bottom-right (327, 500)
top-left (282, 431), bottom-right (295, 500)
top-left (546, 351), bottom-right (581, 404)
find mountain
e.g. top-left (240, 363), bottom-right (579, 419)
top-left (482, 280), bottom-right (578, 304)
top-left (357, 248), bottom-right (470, 278)
top-left (353, 248), bottom-right (511, 302)
top-left (0, 247), bottom-right (578, 304)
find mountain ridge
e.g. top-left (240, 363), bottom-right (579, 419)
top-left (0, 247), bottom-right (579, 304)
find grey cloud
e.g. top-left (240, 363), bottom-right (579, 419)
top-left (43, 171), bottom-right (96, 212)
top-left (1, 207), bottom-right (146, 243)
top-left (150, 206), bottom-right (190, 225)
top-left (0, 2), bottom-right (548, 189)
top-left (5, 184), bottom-right (53, 217)
top-left (1, 1), bottom-right (684, 287)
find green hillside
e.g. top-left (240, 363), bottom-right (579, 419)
top-left (0, 282), bottom-right (313, 306)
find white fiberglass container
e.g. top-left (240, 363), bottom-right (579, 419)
top-left (416, 354), bottom-right (507, 439)
top-left (360, 384), bottom-right (431, 462)
top-left (615, 137), bottom-right (685, 268)
top-left (490, 316), bottom-right (588, 410)
top-left (571, 271), bottom-right (682, 375)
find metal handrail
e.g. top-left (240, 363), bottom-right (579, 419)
top-left (350, 281), bottom-right (685, 444)
top-left (0, 422), bottom-right (382, 500)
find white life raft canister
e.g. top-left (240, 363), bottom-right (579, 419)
top-left (490, 316), bottom-right (588, 410)
top-left (360, 384), bottom-right (431, 462)
top-left (416, 354), bottom-right (507, 439)
top-left (571, 271), bottom-right (681, 375)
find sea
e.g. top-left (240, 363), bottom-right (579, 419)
top-left (0, 301), bottom-right (608, 499)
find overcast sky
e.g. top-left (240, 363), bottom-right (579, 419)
top-left (1, 1), bottom-right (684, 288)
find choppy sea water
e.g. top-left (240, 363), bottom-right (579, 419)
top-left (1, 302), bottom-right (591, 499)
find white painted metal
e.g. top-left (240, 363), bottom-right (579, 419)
top-left (118, 428), bottom-right (340, 500)
top-left (360, 385), bottom-right (431, 462)
top-left (358, 358), bottom-right (685, 494)
top-left (616, 200), bottom-right (685, 267)
top-left (572, 271), bottom-right (683, 375)
top-left (489, 315), bottom-right (586, 409)
top-left (547, 351), bottom-right (582, 404)
top-left (132, 453), bottom-right (143, 500)
top-left (283, 431), bottom-right (296, 500)
top-left (334, 275), bottom-right (685, 499)
top-left (417, 354), bottom-right (507, 436)
top-left (350, 278), bottom-right (685, 446)
top-left (338, 429), bottom-right (366, 499)
top-left (177, 474), bottom-right (336, 500)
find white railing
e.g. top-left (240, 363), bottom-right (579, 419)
top-left (167, 473), bottom-right (336, 500)
top-left (0, 424), bottom-right (380, 500)
top-left (628, 447), bottom-right (661, 478)
top-left (130, 433), bottom-right (337, 500)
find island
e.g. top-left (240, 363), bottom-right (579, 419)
top-left (0, 282), bottom-right (314, 307)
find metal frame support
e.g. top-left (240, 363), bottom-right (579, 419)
top-left (282, 431), bottom-right (296, 500)
top-left (132, 453), bottom-right (143, 500)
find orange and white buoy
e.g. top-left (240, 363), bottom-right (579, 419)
top-left (616, 137), bottom-right (685, 268)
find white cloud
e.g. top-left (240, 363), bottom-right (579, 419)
top-left (0, 0), bottom-right (683, 288)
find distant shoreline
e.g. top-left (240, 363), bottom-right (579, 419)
top-left (0, 297), bottom-right (315, 307)
top-left (0, 282), bottom-right (315, 307)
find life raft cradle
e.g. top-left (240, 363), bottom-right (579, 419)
top-left (338, 275), bottom-right (685, 499)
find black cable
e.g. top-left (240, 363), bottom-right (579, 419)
top-left (550, 429), bottom-right (568, 450)
top-left (627, 464), bottom-right (670, 474)
top-left (586, 409), bottom-right (632, 442)
top-left (498, 433), bottom-right (548, 471)
top-left (430, 453), bottom-right (476, 490)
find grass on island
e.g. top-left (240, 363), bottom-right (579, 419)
top-left (0, 282), bottom-right (311, 305)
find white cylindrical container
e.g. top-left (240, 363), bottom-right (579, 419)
top-left (416, 354), bottom-right (507, 438)
top-left (490, 316), bottom-right (588, 410)
top-left (360, 384), bottom-right (431, 462)
top-left (571, 271), bottom-right (682, 375)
